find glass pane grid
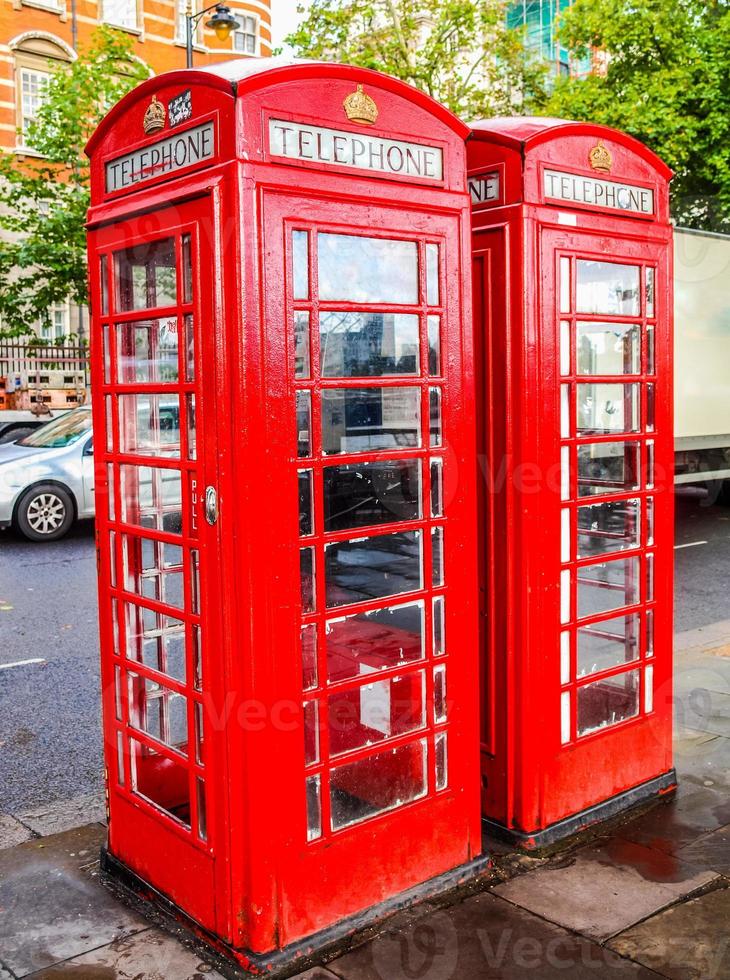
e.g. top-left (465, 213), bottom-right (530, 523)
top-left (294, 225), bottom-right (449, 841)
top-left (558, 255), bottom-right (660, 745)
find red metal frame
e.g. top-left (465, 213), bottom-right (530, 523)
top-left (86, 62), bottom-right (481, 965)
top-left (468, 118), bottom-right (675, 842)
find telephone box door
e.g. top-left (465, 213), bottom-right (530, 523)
top-left (538, 225), bottom-right (672, 822)
top-left (241, 190), bottom-right (480, 943)
top-left (89, 195), bottom-right (229, 933)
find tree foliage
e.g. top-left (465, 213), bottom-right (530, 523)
top-left (545, 0), bottom-right (730, 230)
top-left (285, 0), bottom-right (547, 122)
top-left (0, 27), bottom-right (148, 337)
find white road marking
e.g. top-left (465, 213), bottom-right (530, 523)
top-left (0, 658), bottom-right (46, 671)
top-left (674, 541), bottom-right (708, 550)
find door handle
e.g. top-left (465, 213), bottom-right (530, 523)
top-left (205, 486), bottom-right (218, 525)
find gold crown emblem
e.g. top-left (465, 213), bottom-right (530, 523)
top-left (588, 141), bottom-right (612, 174)
top-left (143, 96), bottom-right (166, 135)
top-left (343, 84), bottom-right (378, 126)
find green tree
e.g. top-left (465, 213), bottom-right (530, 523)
top-left (545, 0), bottom-right (730, 230)
top-left (0, 27), bottom-right (149, 338)
top-left (285, 0), bottom-right (548, 122)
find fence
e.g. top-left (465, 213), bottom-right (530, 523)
top-left (0, 341), bottom-right (90, 387)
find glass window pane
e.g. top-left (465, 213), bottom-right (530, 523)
top-left (561, 691), bottom-right (571, 744)
top-left (561, 384), bottom-right (571, 438)
top-left (435, 731), bottom-right (448, 790)
top-left (429, 387), bottom-right (442, 447)
top-left (433, 595), bottom-right (445, 655)
top-left (578, 612), bottom-right (640, 678)
top-left (103, 323), bottom-right (112, 383)
top-left (130, 738), bottom-right (190, 828)
top-left (100, 255), bottom-right (109, 315)
top-left (325, 530), bottom-right (422, 608)
top-left (118, 394), bottom-right (180, 458)
top-left (577, 383), bottom-right (640, 435)
top-left (120, 464), bottom-right (182, 535)
top-left (576, 260), bottom-right (640, 316)
top-left (561, 508), bottom-right (571, 563)
top-left (326, 600), bottom-right (424, 683)
top-left (576, 322), bottom-right (640, 375)
top-left (306, 773), bottom-right (321, 841)
top-left (645, 664), bottom-right (654, 713)
top-left (561, 445), bottom-right (570, 501)
top-left (294, 311), bottom-right (310, 379)
top-left (186, 395), bottom-right (196, 461)
top-left (116, 318), bottom-right (179, 384)
top-left (320, 312), bottom-right (419, 377)
top-left (318, 233), bottom-right (418, 304)
top-left (433, 664), bottom-right (446, 723)
top-left (323, 459), bottom-right (421, 532)
top-left (432, 526), bottom-right (444, 586)
top-left (578, 556), bottom-right (640, 619)
top-left (301, 623), bottom-right (318, 690)
top-left (297, 391), bottom-right (312, 458)
top-left (330, 738), bottom-right (427, 830)
top-left (292, 230), bottom-right (309, 300)
top-left (298, 469), bottom-right (314, 536)
top-left (560, 257), bottom-right (571, 313)
top-left (182, 233), bottom-right (192, 304)
top-left (427, 315), bottom-right (441, 375)
top-left (646, 384), bottom-right (655, 432)
top-left (426, 243), bottom-right (439, 305)
top-left (128, 671), bottom-right (187, 752)
top-left (560, 320), bottom-right (570, 375)
top-left (196, 777), bottom-right (207, 840)
top-left (430, 458), bottom-right (443, 517)
top-left (578, 441), bottom-right (640, 497)
top-left (577, 668), bottom-right (640, 736)
top-left (322, 387), bottom-right (420, 455)
top-left (560, 631), bottom-right (571, 684)
top-left (328, 670), bottom-right (425, 756)
top-left (303, 700), bottom-right (319, 765)
top-left (300, 547), bottom-right (315, 613)
top-left (646, 325), bottom-right (655, 374)
top-left (184, 314), bottom-right (195, 381)
top-left (646, 267), bottom-right (655, 317)
top-left (115, 238), bottom-right (177, 311)
top-left (577, 499), bottom-right (641, 558)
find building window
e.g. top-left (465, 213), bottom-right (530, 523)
top-left (102, 0), bottom-right (138, 30)
top-left (40, 303), bottom-right (69, 340)
top-left (233, 15), bottom-right (258, 54)
top-left (20, 67), bottom-right (50, 141)
top-left (177, 0), bottom-right (203, 44)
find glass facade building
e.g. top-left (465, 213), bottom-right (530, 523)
top-left (507, 0), bottom-right (590, 77)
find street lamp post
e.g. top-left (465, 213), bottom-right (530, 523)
top-left (186, 1), bottom-right (240, 68)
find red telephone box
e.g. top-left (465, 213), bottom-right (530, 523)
top-left (85, 60), bottom-right (484, 972)
top-left (468, 118), bottom-right (675, 847)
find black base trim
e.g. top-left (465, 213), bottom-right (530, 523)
top-left (100, 847), bottom-right (492, 978)
top-left (483, 768), bottom-right (678, 851)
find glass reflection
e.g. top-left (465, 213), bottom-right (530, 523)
top-left (321, 387), bottom-right (420, 454)
top-left (323, 459), bottom-right (421, 531)
top-left (118, 394), bottom-right (181, 458)
top-left (326, 601), bottom-right (424, 683)
top-left (577, 668), bottom-right (640, 736)
top-left (577, 441), bottom-right (640, 497)
top-left (576, 322), bottom-right (640, 375)
top-left (328, 670), bottom-right (425, 756)
top-left (117, 319), bottom-right (179, 385)
top-left (577, 499), bottom-right (641, 558)
top-left (577, 612), bottom-right (640, 678)
top-left (115, 238), bottom-right (177, 311)
top-left (318, 233), bottom-right (418, 304)
top-left (576, 260), bottom-right (640, 316)
top-left (324, 530), bottom-right (422, 607)
top-left (320, 312), bottom-right (419, 377)
top-left (577, 556), bottom-right (640, 618)
top-left (577, 383), bottom-right (640, 435)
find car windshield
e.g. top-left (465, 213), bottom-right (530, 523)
top-left (18, 410), bottom-right (92, 448)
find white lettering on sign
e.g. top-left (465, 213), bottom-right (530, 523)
top-left (105, 121), bottom-right (215, 193)
top-left (543, 168), bottom-right (654, 216)
top-left (468, 171), bottom-right (500, 206)
top-left (268, 118), bottom-right (443, 181)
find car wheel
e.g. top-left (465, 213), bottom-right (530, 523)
top-left (16, 484), bottom-right (74, 541)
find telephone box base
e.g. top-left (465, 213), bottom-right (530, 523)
top-left (100, 846), bottom-right (493, 978)
top-left (482, 768), bottom-right (678, 852)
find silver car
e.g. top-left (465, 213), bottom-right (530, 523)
top-left (0, 406), bottom-right (94, 541)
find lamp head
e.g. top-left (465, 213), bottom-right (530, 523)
top-left (205, 4), bottom-right (239, 41)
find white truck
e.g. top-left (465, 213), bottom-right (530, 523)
top-left (674, 227), bottom-right (730, 501)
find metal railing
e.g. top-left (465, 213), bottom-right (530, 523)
top-left (0, 340), bottom-right (90, 386)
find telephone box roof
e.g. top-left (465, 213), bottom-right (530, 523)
top-left (85, 57), bottom-right (469, 157)
top-left (468, 116), bottom-right (672, 179)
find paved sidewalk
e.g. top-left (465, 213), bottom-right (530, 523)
top-left (1, 628), bottom-right (728, 980)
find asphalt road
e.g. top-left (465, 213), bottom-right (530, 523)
top-left (0, 490), bottom-right (728, 814)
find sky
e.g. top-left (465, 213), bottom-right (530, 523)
top-left (270, 0), bottom-right (312, 53)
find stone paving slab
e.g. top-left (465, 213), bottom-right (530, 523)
top-left (326, 891), bottom-right (658, 979)
top-left (0, 813), bottom-right (33, 850)
top-left (24, 927), bottom-right (226, 980)
top-left (607, 884), bottom-right (730, 980)
top-left (0, 824), bottom-right (147, 978)
top-left (16, 793), bottom-right (106, 838)
top-left (618, 785), bottom-right (730, 854)
top-left (675, 823), bottom-right (730, 875)
top-left (492, 837), bottom-right (718, 942)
